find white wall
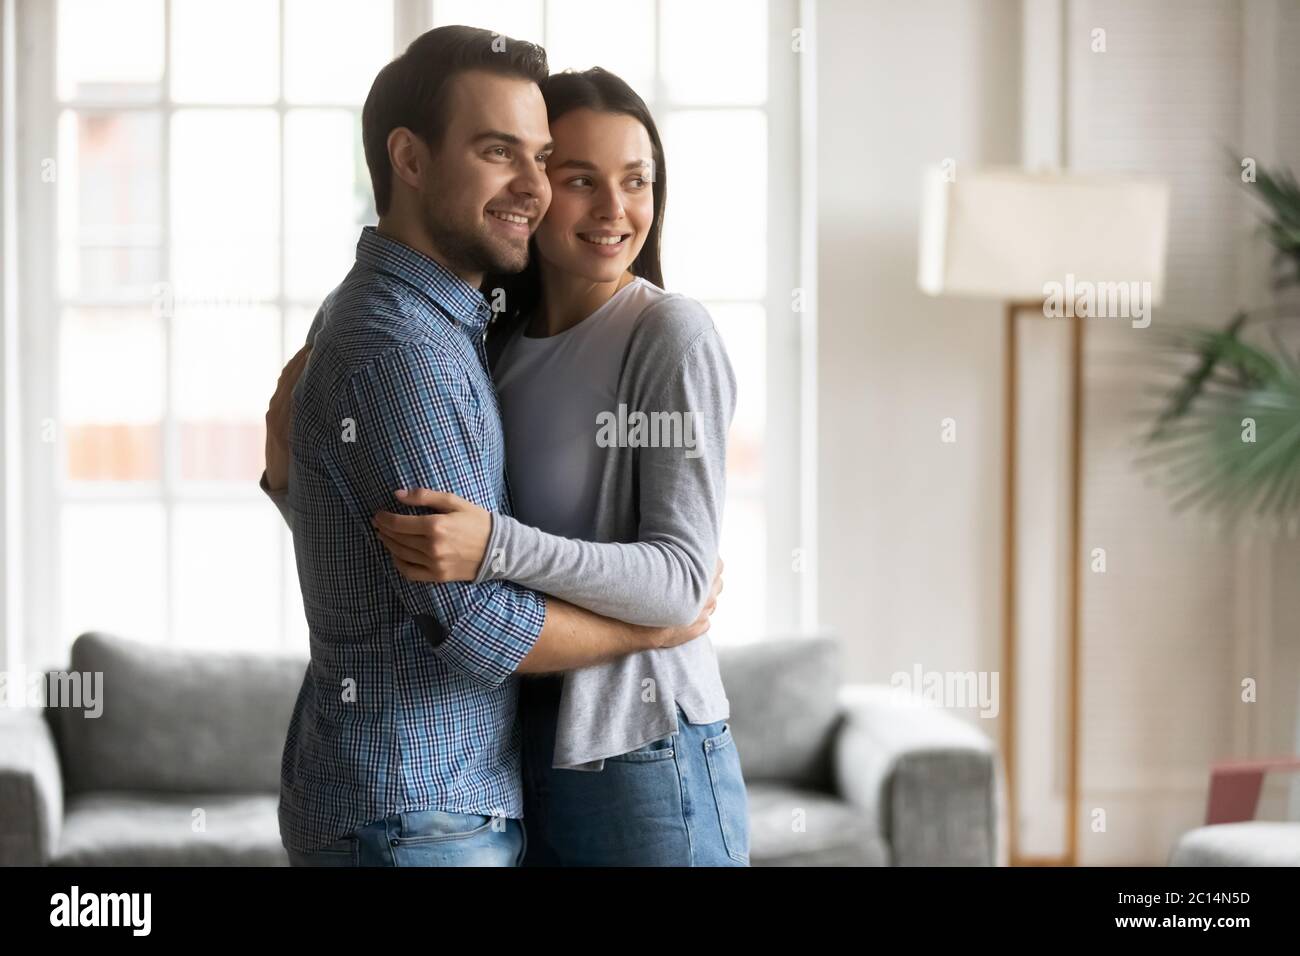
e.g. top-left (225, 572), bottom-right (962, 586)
top-left (0, 0), bottom-right (20, 677)
top-left (1066, 0), bottom-right (1300, 864)
top-left (813, 0), bottom-right (1300, 866)
top-left (812, 0), bottom-right (1020, 747)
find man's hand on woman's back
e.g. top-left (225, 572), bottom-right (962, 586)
top-left (264, 344), bottom-right (312, 491)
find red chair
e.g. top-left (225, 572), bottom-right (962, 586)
top-left (1205, 756), bottom-right (1300, 825)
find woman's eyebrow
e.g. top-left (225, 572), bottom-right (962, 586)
top-left (552, 158), bottom-right (652, 171)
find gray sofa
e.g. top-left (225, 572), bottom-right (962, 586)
top-left (0, 632), bottom-right (999, 866)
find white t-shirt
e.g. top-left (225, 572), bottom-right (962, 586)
top-left (492, 275), bottom-right (665, 540)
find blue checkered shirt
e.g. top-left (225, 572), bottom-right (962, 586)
top-left (278, 226), bottom-right (547, 853)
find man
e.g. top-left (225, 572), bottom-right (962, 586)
top-left (260, 26), bottom-right (715, 867)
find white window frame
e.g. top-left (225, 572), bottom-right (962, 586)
top-left (8, 0), bottom-right (814, 670)
top-left (2, 0), bottom-right (23, 676)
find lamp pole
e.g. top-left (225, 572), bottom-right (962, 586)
top-left (1004, 299), bottom-right (1084, 868)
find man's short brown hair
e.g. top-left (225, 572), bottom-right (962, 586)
top-left (361, 25), bottom-right (548, 216)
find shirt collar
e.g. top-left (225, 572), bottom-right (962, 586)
top-left (355, 225), bottom-right (492, 336)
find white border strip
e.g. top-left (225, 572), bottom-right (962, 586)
top-left (797, 0), bottom-right (818, 634)
top-left (1, 0), bottom-right (22, 676)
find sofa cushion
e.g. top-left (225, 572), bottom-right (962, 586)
top-left (52, 791), bottom-right (287, 866)
top-left (1169, 822), bottom-right (1300, 866)
top-left (748, 782), bottom-right (888, 866)
top-left (51, 631), bottom-right (306, 795)
top-left (716, 637), bottom-right (841, 789)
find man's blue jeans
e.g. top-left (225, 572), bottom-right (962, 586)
top-left (286, 809), bottom-right (525, 867)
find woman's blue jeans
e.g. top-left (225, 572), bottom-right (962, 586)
top-left (520, 675), bottom-right (751, 867)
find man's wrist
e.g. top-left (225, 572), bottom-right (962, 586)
top-left (471, 511), bottom-right (501, 584)
top-left (627, 622), bottom-right (658, 651)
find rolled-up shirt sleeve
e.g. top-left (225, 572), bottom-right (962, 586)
top-left (324, 344), bottom-right (545, 687)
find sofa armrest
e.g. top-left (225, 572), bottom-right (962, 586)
top-left (833, 684), bottom-right (998, 866)
top-left (0, 710), bottom-right (64, 865)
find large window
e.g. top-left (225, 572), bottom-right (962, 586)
top-left (17, 0), bottom-right (803, 666)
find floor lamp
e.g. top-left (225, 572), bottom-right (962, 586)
top-left (918, 167), bottom-right (1169, 866)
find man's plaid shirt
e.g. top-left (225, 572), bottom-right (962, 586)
top-left (278, 226), bottom-right (546, 853)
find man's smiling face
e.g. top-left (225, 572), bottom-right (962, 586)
top-left (418, 69), bottom-right (553, 277)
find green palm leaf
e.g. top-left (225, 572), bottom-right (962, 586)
top-left (1141, 326), bottom-right (1300, 524)
top-left (1141, 159), bottom-right (1300, 525)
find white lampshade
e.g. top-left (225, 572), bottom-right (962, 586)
top-left (918, 167), bottom-right (1170, 305)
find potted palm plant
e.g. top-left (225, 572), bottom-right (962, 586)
top-left (1142, 162), bottom-right (1300, 529)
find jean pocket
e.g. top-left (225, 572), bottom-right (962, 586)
top-left (605, 734), bottom-right (677, 763)
top-left (290, 835), bottom-right (358, 867)
top-left (703, 724), bottom-right (751, 865)
top-left (395, 810), bottom-right (498, 845)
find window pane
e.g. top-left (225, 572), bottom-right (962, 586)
top-left (171, 110), bottom-right (279, 302)
top-left (60, 309), bottom-right (164, 481)
top-left (285, 110), bottom-right (372, 302)
top-left (545, 0), bottom-right (655, 102)
top-left (61, 503), bottom-right (166, 647)
top-left (174, 306), bottom-right (279, 481)
top-left (171, 0), bottom-right (278, 103)
top-left (660, 0), bottom-right (767, 105)
top-left (285, 0), bottom-right (394, 104)
top-left (57, 111), bottom-right (163, 299)
top-left (660, 110), bottom-right (766, 301)
top-left (712, 495), bottom-right (765, 644)
top-left (709, 304), bottom-right (765, 490)
top-left (173, 504), bottom-right (281, 652)
top-left (57, 0), bottom-right (163, 102)
top-left (432, 0), bottom-right (544, 46)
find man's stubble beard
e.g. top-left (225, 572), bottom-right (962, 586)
top-left (420, 192), bottom-right (529, 278)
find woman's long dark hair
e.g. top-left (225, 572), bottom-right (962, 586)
top-left (483, 67), bottom-right (667, 356)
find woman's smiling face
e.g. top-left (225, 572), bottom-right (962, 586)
top-left (533, 108), bottom-right (656, 282)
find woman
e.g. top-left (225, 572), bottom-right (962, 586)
top-left (270, 68), bottom-right (748, 867)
